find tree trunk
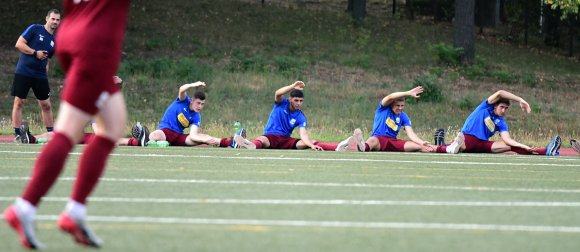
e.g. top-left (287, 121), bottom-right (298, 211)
top-left (523, 0), bottom-right (528, 46)
top-left (406, 0), bottom-right (415, 20)
top-left (454, 0), bottom-right (476, 65)
top-left (347, 0), bottom-right (353, 12)
top-left (392, 0), bottom-right (396, 16)
top-left (352, 0), bottom-right (366, 25)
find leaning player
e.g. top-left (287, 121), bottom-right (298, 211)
top-left (435, 90), bottom-right (561, 155)
top-left (3, 0), bottom-right (131, 249)
top-left (237, 81), bottom-right (346, 151)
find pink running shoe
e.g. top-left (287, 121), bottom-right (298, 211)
top-left (58, 212), bottom-right (102, 248)
top-left (3, 206), bottom-right (45, 250)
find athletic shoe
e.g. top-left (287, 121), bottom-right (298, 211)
top-left (3, 206), bottom-right (46, 250)
top-left (434, 128), bottom-right (445, 146)
top-left (231, 128), bottom-right (247, 148)
top-left (58, 212), bottom-right (102, 248)
top-left (335, 136), bottom-right (353, 151)
top-left (19, 121), bottom-right (32, 144)
top-left (352, 128), bottom-right (365, 152)
top-left (446, 132), bottom-right (464, 154)
top-left (546, 135), bottom-right (561, 156)
top-left (14, 135), bottom-right (21, 143)
top-left (138, 125), bottom-right (150, 147)
top-left (233, 135), bottom-right (256, 149)
top-left (571, 139), bottom-right (580, 154)
top-left (131, 122), bottom-right (143, 139)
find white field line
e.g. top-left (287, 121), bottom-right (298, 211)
top-left (1, 176), bottom-right (580, 194)
top-left (1, 196), bottom-right (580, 207)
top-left (1, 150), bottom-right (579, 167)
top-left (32, 215), bottom-right (580, 233)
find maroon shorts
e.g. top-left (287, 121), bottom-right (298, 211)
top-left (56, 0), bottom-right (129, 115)
top-left (375, 136), bottom-right (407, 152)
top-left (264, 134), bottom-right (300, 149)
top-left (463, 134), bottom-right (494, 153)
top-left (161, 128), bottom-right (189, 146)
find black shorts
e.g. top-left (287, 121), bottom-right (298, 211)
top-left (11, 74), bottom-right (51, 100)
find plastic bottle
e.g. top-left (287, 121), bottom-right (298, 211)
top-left (36, 138), bottom-right (48, 144)
top-left (234, 121), bottom-right (241, 135)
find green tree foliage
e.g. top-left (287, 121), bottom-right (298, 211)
top-left (545, 0), bottom-right (580, 19)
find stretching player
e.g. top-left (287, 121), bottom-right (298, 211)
top-left (435, 90), bottom-right (561, 155)
top-left (237, 81), bottom-right (346, 151)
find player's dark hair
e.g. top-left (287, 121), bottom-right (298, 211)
top-left (495, 98), bottom-right (510, 107)
top-left (290, 89), bottom-right (304, 98)
top-left (193, 91), bottom-right (206, 100)
top-left (47, 9), bottom-right (60, 17)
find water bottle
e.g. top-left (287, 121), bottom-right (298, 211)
top-left (234, 121), bottom-right (241, 135)
top-left (36, 138), bottom-right (48, 144)
top-left (147, 141), bottom-right (157, 147)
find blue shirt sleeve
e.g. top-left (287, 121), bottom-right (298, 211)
top-left (401, 113), bottom-right (412, 127)
top-left (21, 25), bottom-right (37, 41)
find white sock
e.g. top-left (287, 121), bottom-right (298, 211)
top-left (15, 197), bottom-right (36, 217)
top-left (65, 199), bottom-right (87, 219)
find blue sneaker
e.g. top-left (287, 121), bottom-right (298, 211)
top-left (546, 135), bottom-right (561, 156)
top-left (231, 128), bottom-right (246, 148)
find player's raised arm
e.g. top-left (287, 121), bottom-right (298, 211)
top-left (178, 81), bottom-right (206, 101)
top-left (381, 86), bottom-right (424, 107)
top-left (274, 81), bottom-right (304, 103)
top-left (487, 90), bottom-right (531, 113)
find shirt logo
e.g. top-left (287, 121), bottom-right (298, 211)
top-left (50, 40), bottom-right (54, 47)
top-left (386, 117), bottom-right (398, 131)
top-left (177, 113), bottom-right (190, 128)
top-left (395, 117), bottom-right (400, 124)
top-left (484, 116), bottom-right (495, 132)
top-left (39, 34), bottom-right (44, 41)
top-left (289, 118), bottom-right (296, 125)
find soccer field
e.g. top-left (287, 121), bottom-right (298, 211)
top-left (1, 143), bottom-right (580, 252)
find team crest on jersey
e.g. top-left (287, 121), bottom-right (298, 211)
top-left (177, 113), bottom-right (190, 127)
top-left (289, 118), bottom-right (296, 125)
top-left (484, 116), bottom-right (495, 132)
top-left (38, 34), bottom-right (44, 41)
top-left (395, 117), bottom-right (400, 123)
top-left (386, 117), bottom-right (398, 131)
top-left (50, 40), bottom-right (54, 47)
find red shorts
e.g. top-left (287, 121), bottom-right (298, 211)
top-left (375, 136), bottom-right (407, 152)
top-left (161, 128), bottom-right (189, 146)
top-left (56, 0), bottom-right (130, 115)
top-left (463, 134), bottom-right (494, 153)
top-left (264, 134), bottom-right (300, 149)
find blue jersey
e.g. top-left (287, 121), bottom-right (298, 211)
top-left (15, 24), bottom-right (55, 79)
top-left (371, 102), bottom-right (412, 138)
top-left (263, 98), bottom-right (307, 136)
top-left (461, 99), bottom-right (509, 140)
top-left (158, 96), bottom-right (201, 133)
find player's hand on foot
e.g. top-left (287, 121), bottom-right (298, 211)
top-left (311, 145), bottom-right (324, 151)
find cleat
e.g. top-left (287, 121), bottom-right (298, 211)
top-left (446, 132), bottom-right (464, 154)
top-left (3, 206), bottom-right (46, 250)
top-left (233, 135), bottom-right (256, 149)
top-left (14, 135), bottom-right (21, 143)
top-left (138, 125), bottom-right (150, 147)
top-left (352, 128), bottom-right (365, 152)
top-left (231, 128), bottom-right (247, 148)
top-left (58, 213), bottom-right (102, 248)
top-left (434, 128), bottom-right (445, 146)
top-left (131, 122), bottom-right (143, 139)
top-left (335, 136), bottom-right (352, 151)
top-left (19, 121), bottom-right (32, 144)
top-left (546, 135), bottom-right (561, 156)
top-left (571, 139), bottom-right (580, 154)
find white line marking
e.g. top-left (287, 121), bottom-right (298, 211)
top-left (2, 176), bottom-right (580, 194)
top-left (2, 197), bottom-right (580, 207)
top-left (1, 150), bottom-right (578, 167)
top-left (33, 215), bottom-right (580, 233)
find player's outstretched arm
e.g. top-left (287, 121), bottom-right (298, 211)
top-left (381, 86), bottom-right (424, 106)
top-left (178, 81), bottom-right (206, 101)
top-left (299, 127), bottom-right (323, 151)
top-left (499, 131), bottom-right (533, 151)
top-left (487, 90), bottom-right (531, 113)
top-left (274, 81), bottom-right (305, 103)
